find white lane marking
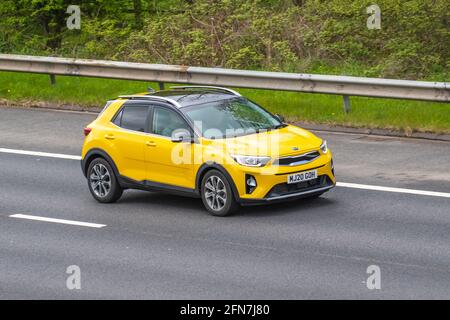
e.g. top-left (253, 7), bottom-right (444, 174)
top-left (337, 182), bottom-right (450, 199)
top-left (0, 148), bottom-right (81, 160)
top-left (1, 147), bottom-right (449, 199)
top-left (9, 214), bottom-right (106, 228)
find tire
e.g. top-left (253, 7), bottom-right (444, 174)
top-left (87, 157), bottom-right (123, 203)
top-left (200, 170), bottom-right (239, 217)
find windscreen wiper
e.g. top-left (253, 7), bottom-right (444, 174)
top-left (273, 123), bottom-right (287, 129)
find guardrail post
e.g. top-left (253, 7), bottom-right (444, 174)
top-left (49, 74), bottom-right (56, 86)
top-left (158, 82), bottom-right (165, 90)
top-left (343, 95), bottom-right (351, 113)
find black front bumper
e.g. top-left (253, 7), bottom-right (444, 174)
top-left (239, 175), bottom-right (335, 206)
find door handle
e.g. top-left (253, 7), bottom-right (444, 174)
top-left (146, 141), bottom-right (156, 147)
top-left (105, 134), bottom-right (115, 140)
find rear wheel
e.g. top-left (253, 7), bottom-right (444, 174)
top-left (201, 170), bottom-right (239, 217)
top-left (87, 158), bottom-right (123, 203)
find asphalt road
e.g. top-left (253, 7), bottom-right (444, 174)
top-left (0, 106), bottom-right (449, 299)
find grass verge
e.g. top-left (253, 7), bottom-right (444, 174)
top-left (1, 71), bottom-right (449, 134)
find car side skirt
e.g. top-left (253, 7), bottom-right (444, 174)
top-left (118, 175), bottom-right (200, 198)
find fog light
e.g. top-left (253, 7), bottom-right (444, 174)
top-left (246, 174), bottom-right (257, 194)
top-left (247, 177), bottom-right (256, 187)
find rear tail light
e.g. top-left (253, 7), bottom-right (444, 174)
top-left (84, 127), bottom-right (92, 136)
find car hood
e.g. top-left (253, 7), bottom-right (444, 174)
top-left (205, 125), bottom-right (322, 158)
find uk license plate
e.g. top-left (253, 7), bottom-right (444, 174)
top-left (287, 170), bottom-right (317, 184)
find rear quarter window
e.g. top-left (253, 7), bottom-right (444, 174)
top-left (113, 106), bottom-right (149, 132)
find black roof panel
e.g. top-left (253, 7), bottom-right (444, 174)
top-left (148, 90), bottom-right (237, 107)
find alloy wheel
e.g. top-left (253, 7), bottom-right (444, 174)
top-left (204, 175), bottom-right (228, 211)
top-left (90, 163), bottom-right (111, 198)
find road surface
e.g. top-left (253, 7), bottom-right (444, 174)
top-left (0, 106), bottom-right (449, 299)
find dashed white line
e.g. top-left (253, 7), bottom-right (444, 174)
top-left (1, 147), bottom-right (449, 199)
top-left (9, 214), bottom-right (106, 228)
top-left (0, 148), bottom-right (81, 160)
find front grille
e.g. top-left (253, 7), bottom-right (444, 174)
top-left (265, 175), bottom-right (332, 198)
top-left (273, 151), bottom-right (320, 166)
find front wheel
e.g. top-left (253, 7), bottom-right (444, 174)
top-left (87, 158), bottom-right (123, 203)
top-left (201, 170), bottom-right (239, 217)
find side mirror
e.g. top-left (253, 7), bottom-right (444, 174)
top-left (275, 114), bottom-right (285, 123)
top-left (171, 129), bottom-right (193, 143)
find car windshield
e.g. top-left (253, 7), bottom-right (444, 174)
top-left (183, 98), bottom-right (283, 139)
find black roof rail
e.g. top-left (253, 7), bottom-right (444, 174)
top-left (170, 86), bottom-right (241, 96)
top-left (117, 95), bottom-right (183, 108)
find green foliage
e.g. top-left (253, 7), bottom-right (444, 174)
top-left (0, 0), bottom-right (448, 79)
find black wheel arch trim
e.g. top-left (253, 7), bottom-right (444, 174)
top-left (81, 148), bottom-right (120, 178)
top-left (195, 163), bottom-right (241, 202)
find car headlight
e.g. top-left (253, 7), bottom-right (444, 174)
top-left (320, 140), bottom-right (328, 154)
top-left (231, 155), bottom-right (271, 167)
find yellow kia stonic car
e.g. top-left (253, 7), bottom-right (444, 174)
top-left (81, 86), bottom-right (336, 216)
